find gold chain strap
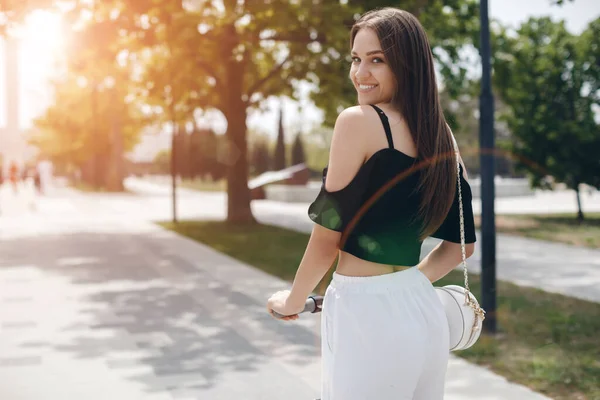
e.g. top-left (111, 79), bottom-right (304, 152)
top-left (452, 135), bottom-right (486, 322)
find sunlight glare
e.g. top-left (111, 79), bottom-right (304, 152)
top-left (19, 10), bottom-right (64, 44)
top-left (16, 9), bottom-right (66, 81)
top-left (8, 10), bottom-right (68, 129)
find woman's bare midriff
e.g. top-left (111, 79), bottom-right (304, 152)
top-left (335, 251), bottom-right (412, 277)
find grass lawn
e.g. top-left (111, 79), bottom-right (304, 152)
top-left (476, 213), bottom-right (600, 249)
top-left (160, 220), bottom-right (600, 400)
top-left (178, 178), bottom-right (226, 192)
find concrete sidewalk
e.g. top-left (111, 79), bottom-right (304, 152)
top-left (0, 191), bottom-right (551, 399)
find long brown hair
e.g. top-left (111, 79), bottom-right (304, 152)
top-left (351, 8), bottom-right (457, 240)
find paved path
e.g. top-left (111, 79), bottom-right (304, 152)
top-left (123, 177), bottom-right (600, 304)
top-left (0, 185), bottom-right (551, 399)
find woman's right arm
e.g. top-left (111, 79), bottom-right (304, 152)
top-left (417, 240), bottom-right (475, 283)
top-left (418, 155), bottom-right (476, 283)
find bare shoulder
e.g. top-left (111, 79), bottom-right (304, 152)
top-left (330, 106), bottom-right (374, 151)
top-left (325, 106), bottom-right (372, 191)
top-left (338, 104), bottom-right (383, 120)
top-left (334, 105), bottom-right (375, 130)
top-left (331, 105), bottom-right (382, 143)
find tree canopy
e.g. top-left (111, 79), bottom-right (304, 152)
top-left (493, 16), bottom-right (600, 219)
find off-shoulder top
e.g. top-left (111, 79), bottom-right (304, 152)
top-left (308, 105), bottom-right (476, 266)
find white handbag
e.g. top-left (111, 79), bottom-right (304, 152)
top-left (434, 139), bottom-right (486, 351)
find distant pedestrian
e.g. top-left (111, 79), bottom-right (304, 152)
top-left (33, 167), bottom-right (42, 195)
top-left (8, 161), bottom-right (19, 193)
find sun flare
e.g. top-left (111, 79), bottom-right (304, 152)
top-left (2, 9), bottom-right (68, 129)
top-left (13, 9), bottom-right (66, 80)
top-left (18, 10), bottom-right (65, 53)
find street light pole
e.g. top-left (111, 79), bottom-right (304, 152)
top-left (479, 0), bottom-right (497, 333)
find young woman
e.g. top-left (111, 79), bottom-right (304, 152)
top-left (267, 7), bottom-right (476, 400)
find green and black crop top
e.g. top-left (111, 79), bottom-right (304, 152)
top-left (308, 105), bottom-right (476, 266)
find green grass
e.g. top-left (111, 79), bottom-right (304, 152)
top-left (160, 220), bottom-right (600, 400)
top-left (475, 213), bottom-right (600, 249)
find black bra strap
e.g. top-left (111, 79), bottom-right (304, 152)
top-left (369, 104), bottom-right (394, 149)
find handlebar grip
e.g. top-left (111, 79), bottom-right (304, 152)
top-left (271, 295), bottom-right (323, 319)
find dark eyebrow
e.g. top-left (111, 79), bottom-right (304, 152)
top-left (351, 50), bottom-right (384, 56)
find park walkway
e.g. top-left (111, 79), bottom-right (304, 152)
top-left (0, 183), bottom-right (552, 399)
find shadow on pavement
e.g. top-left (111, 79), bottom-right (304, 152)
top-left (0, 229), bottom-right (320, 394)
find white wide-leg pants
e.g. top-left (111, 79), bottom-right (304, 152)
top-left (320, 267), bottom-right (450, 400)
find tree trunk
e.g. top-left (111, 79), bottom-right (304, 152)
top-left (575, 185), bottom-right (584, 223)
top-left (225, 104), bottom-right (255, 224)
top-left (224, 76), bottom-right (254, 223)
top-left (222, 23), bottom-right (255, 224)
top-left (106, 89), bottom-right (124, 192)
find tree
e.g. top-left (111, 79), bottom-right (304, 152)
top-left (22, 2), bottom-right (146, 191)
top-left (173, 126), bottom-right (190, 179)
top-left (202, 128), bottom-right (226, 181)
top-left (493, 17), bottom-right (600, 221)
top-left (30, 71), bottom-right (141, 190)
top-left (291, 132), bottom-right (306, 166)
top-left (102, 0), bottom-right (355, 223)
top-left (274, 105), bottom-right (286, 170)
top-left (153, 150), bottom-right (170, 174)
top-left (252, 140), bottom-right (271, 175)
top-left (188, 128), bottom-right (201, 179)
top-left (578, 18), bottom-right (600, 111)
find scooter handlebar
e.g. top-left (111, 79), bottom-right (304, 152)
top-left (271, 295), bottom-right (323, 319)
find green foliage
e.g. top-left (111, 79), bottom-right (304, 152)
top-left (291, 132), bottom-right (306, 166)
top-left (303, 125), bottom-right (333, 172)
top-left (173, 128), bottom-right (189, 178)
top-left (196, 128), bottom-right (227, 181)
top-left (25, 4), bottom-right (147, 189)
top-left (30, 74), bottom-right (141, 183)
top-left (157, 128), bottom-right (227, 181)
top-left (112, 0), bottom-right (357, 117)
top-left (493, 17), bottom-right (600, 199)
top-left (153, 149), bottom-right (171, 174)
top-left (188, 129), bottom-right (203, 179)
top-left (251, 140), bottom-right (271, 175)
top-left (274, 106), bottom-right (286, 170)
top-left (578, 18), bottom-right (600, 109)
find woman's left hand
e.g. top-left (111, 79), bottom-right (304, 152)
top-left (266, 290), bottom-right (304, 321)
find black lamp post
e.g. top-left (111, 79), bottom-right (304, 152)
top-left (479, 0), bottom-right (497, 333)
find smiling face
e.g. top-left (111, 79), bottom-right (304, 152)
top-left (350, 28), bottom-right (396, 106)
